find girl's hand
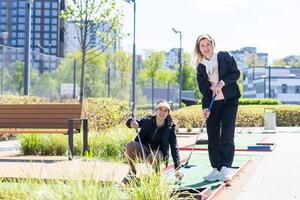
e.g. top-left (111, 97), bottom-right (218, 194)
top-left (130, 120), bottom-right (139, 129)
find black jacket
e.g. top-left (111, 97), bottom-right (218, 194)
top-left (197, 51), bottom-right (241, 109)
top-left (126, 115), bottom-right (181, 169)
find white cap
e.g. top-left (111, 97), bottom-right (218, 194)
top-left (197, 34), bottom-right (212, 42)
top-left (155, 100), bottom-right (170, 112)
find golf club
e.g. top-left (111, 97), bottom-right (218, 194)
top-left (182, 95), bottom-right (216, 168)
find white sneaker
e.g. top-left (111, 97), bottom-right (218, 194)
top-left (219, 166), bottom-right (232, 182)
top-left (203, 168), bottom-right (220, 182)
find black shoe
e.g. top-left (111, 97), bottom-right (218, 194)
top-left (122, 171), bottom-right (138, 185)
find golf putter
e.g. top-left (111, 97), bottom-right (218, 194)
top-left (182, 95), bottom-right (216, 168)
top-left (132, 113), bottom-right (150, 173)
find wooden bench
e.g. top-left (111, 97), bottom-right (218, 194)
top-left (0, 104), bottom-right (88, 160)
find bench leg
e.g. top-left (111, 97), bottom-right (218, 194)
top-left (83, 119), bottom-right (89, 155)
top-left (68, 119), bottom-right (74, 160)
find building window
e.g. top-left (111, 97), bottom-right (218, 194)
top-left (51, 18), bottom-right (57, 24)
top-left (45, 18), bottom-right (50, 24)
top-left (35, 2), bottom-right (41, 9)
top-left (35, 17), bottom-right (41, 24)
top-left (296, 87), bottom-right (300, 94)
top-left (52, 2), bottom-right (58, 9)
top-left (282, 84), bottom-right (287, 93)
top-left (45, 10), bottom-right (50, 17)
top-left (19, 8), bottom-right (25, 16)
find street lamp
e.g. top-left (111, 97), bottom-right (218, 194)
top-left (24, 0), bottom-right (33, 95)
top-left (1, 32), bottom-right (8, 95)
top-left (172, 27), bottom-right (182, 108)
top-left (124, 0), bottom-right (136, 115)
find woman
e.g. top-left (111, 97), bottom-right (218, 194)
top-left (122, 100), bottom-right (183, 185)
top-left (194, 34), bottom-right (241, 182)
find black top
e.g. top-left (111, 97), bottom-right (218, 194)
top-left (126, 115), bottom-right (181, 170)
top-left (196, 51), bottom-right (241, 109)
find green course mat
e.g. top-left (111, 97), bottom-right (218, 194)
top-left (195, 134), bottom-right (266, 149)
top-left (164, 152), bottom-right (260, 190)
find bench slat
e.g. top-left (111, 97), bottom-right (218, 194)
top-left (0, 114), bottom-right (82, 119)
top-left (0, 104), bottom-right (82, 129)
top-left (0, 123), bottom-right (81, 129)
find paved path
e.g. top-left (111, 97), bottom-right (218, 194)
top-left (236, 132), bottom-right (300, 200)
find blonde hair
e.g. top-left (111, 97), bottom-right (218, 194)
top-left (193, 34), bottom-right (216, 65)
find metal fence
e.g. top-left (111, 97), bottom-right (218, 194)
top-left (0, 45), bottom-right (180, 109)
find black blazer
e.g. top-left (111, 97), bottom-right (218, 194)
top-left (196, 51), bottom-right (241, 109)
top-left (126, 115), bottom-right (181, 169)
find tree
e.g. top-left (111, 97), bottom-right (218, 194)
top-left (273, 59), bottom-right (287, 67)
top-left (112, 50), bottom-right (131, 90)
top-left (54, 50), bottom-right (108, 98)
top-left (61, 0), bottom-right (123, 103)
top-left (142, 51), bottom-right (165, 107)
top-left (245, 53), bottom-right (259, 67)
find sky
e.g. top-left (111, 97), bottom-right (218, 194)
top-left (118, 0), bottom-right (300, 64)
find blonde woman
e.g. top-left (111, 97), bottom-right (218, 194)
top-left (194, 34), bottom-right (240, 182)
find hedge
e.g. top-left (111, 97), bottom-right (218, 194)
top-left (238, 98), bottom-right (280, 105)
top-left (0, 96), bottom-right (299, 130)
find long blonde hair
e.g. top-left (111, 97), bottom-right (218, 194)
top-left (193, 34), bottom-right (216, 65)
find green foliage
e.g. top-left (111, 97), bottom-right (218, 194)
top-left (0, 95), bottom-right (47, 104)
top-left (83, 98), bottom-right (130, 131)
top-left (273, 59), bottom-right (287, 67)
top-left (125, 173), bottom-right (175, 200)
top-left (143, 51), bottom-right (165, 78)
top-left (60, 0), bottom-right (124, 102)
top-left (0, 172), bottom-right (178, 200)
top-left (88, 126), bottom-right (135, 161)
top-left (18, 134), bottom-right (68, 156)
top-left (238, 98), bottom-right (280, 105)
top-left (31, 72), bottom-right (59, 99)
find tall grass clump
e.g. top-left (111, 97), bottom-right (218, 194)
top-left (18, 134), bottom-right (68, 156)
top-left (88, 125), bottom-right (135, 161)
top-left (124, 173), bottom-right (177, 200)
top-left (0, 179), bottom-right (121, 200)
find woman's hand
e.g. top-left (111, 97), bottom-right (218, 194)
top-left (213, 81), bottom-right (225, 96)
top-left (175, 169), bottom-right (184, 180)
top-left (130, 120), bottom-right (139, 129)
top-left (202, 108), bottom-right (211, 119)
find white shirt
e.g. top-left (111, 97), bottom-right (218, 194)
top-left (201, 52), bottom-right (225, 100)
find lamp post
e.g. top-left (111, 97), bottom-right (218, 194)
top-left (24, 0), bottom-right (33, 95)
top-left (1, 32), bottom-right (8, 95)
top-left (124, 0), bottom-right (136, 115)
top-left (172, 27), bottom-right (182, 108)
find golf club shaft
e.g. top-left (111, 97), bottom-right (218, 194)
top-left (132, 113), bottom-right (150, 172)
top-left (183, 96), bottom-right (216, 166)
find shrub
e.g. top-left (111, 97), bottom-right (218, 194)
top-left (238, 98), bottom-right (280, 105)
top-left (83, 98), bottom-right (130, 131)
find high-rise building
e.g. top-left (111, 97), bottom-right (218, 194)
top-left (0, 0), bottom-right (65, 73)
top-left (65, 21), bottom-right (121, 55)
top-left (165, 48), bottom-right (183, 69)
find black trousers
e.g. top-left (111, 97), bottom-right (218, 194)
top-left (206, 99), bottom-right (238, 170)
